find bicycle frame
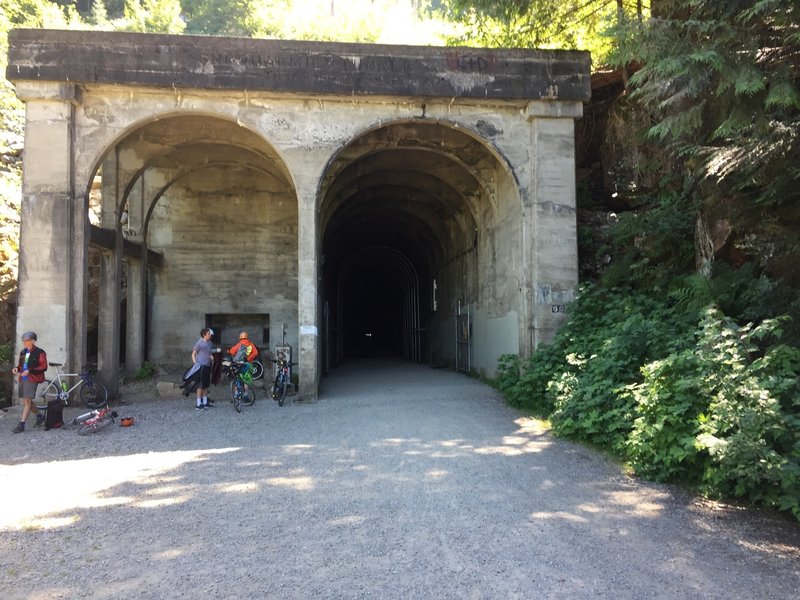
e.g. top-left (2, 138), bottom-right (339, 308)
top-left (39, 363), bottom-right (109, 409)
top-left (46, 365), bottom-right (89, 401)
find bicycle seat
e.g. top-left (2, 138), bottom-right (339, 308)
top-left (48, 362), bottom-right (63, 367)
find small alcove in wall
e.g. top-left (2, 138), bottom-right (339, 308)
top-left (205, 313), bottom-right (270, 350)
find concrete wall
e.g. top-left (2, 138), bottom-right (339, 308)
top-left (147, 166), bottom-right (298, 361)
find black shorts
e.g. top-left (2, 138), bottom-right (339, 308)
top-left (199, 365), bottom-right (211, 389)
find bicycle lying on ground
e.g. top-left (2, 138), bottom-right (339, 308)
top-left (38, 362), bottom-right (109, 409)
top-left (221, 358), bottom-right (256, 412)
top-left (73, 406), bottom-right (118, 435)
top-left (270, 350), bottom-right (297, 407)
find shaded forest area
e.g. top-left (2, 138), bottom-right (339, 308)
top-left (1, 1), bottom-right (799, 519)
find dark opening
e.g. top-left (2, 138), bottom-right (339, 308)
top-left (341, 259), bottom-right (405, 357)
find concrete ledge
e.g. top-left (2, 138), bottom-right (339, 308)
top-left (7, 29), bottom-right (591, 102)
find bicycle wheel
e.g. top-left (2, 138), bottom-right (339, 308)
top-left (241, 381), bottom-right (256, 406)
top-left (230, 381), bottom-right (242, 413)
top-left (79, 380), bottom-right (108, 408)
top-left (78, 414), bottom-right (113, 435)
top-left (251, 360), bottom-right (264, 380)
top-left (277, 374), bottom-right (288, 407)
top-left (39, 380), bottom-right (60, 403)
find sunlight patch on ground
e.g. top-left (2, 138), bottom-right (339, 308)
top-left (473, 441), bottom-right (548, 456)
top-left (604, 491), bottom-right (664, 517)
top-left (528, 511), bottom-right (589, 524)
top-left (265, 476), bottom-right (314, 491)
top-left (218, 482), bottom-right (260, 494)
top-left (154, 548), bottom-right (188, 560)
top-left (329, 515), bottom-right (367, 526)
top-left (136, 495), bottom-right (193, 508)
top-left (426, 470), bottom-right (448, 479)
top-left (0, 448), bottom-right (238, 530)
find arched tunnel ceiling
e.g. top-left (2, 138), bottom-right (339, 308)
top-left (321, 121), bottom-right (502, 282)
top-left (107, 115), bottom-right (292, 207)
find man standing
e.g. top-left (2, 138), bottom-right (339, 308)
top-left (191, 328), bottom-right (215, 411)
top-left (11, 331), bottom-right (47, 433)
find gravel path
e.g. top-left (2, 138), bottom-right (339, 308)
top-left (1, 358), bottom-right (799, 599)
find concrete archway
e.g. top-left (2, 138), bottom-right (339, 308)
top-left (88, 114), bottom-right (295, 392)
top-left (319, 120), bottom-right (521, 374)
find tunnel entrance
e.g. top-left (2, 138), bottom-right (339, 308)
top-left (320, 120), bottom-right (505, 372)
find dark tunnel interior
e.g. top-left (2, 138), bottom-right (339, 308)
top-left (320, 121), bottom-right (486, 368)
top-left (339, 256), bottom-right (405, 357)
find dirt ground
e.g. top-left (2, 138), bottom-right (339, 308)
top-left (1, 359), bottom-right (798, 599)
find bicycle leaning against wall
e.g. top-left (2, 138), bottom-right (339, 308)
top-left (269, 350), bottom-right (297, 407)
top-left (39, 362), bottom-right (109, 409)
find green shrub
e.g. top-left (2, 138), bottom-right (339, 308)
top-left (495, 289), bottom-right (800, 519)
top-left (0, 342), bottom-right (12, 364)
top-left (134, 361), bottom-right (156, 381)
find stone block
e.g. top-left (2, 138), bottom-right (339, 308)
top-left (155, 381), bottom-right (176, 398)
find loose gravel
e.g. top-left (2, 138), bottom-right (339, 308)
top-left (1, 359), bottom-right (798, 599)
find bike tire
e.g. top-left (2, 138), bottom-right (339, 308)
top-left (231, 381), bottom-right (242, 413)
top-left (78, 414), bottom-right (113, 435)
top-left (39, 380), bottom-right (60, 403)
top-left (278, 380), bottom-right (288, 406)
top-left (251, 360), bottom-right (264, 380)
top-left (79, 380), bottom-right (109, 409)
top-left (241, 381), bottom-right (256, 406)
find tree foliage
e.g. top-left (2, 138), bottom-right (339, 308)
top-left (441, 0), bottom-right (645, 63)
top-left (610, 0), bottom-right (800, 289)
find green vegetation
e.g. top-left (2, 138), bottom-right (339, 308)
top-left (0, 341), bottom-right (12, 363)
top-left (134, 361), bottom-right (157, 380)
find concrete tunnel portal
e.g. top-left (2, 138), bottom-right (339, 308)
top-left (320, 121), bottom-right (501, 370)
top-left (7, 29), bottom-right (591, 399)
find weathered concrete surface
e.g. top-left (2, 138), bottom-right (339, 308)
top-left (1, 360), bottom-right (798, 599)
top-left (7, 29), bottom-right (590, 401)
top-left (7, 28), bottom-right (591, 101)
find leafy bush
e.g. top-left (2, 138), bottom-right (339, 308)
top-left (134, 361), bottom-right (156, 381)
top-left (496, 289), bottom-right (800, 519)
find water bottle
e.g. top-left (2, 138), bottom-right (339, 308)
top-left (62, 382), bottom-right (68, 392)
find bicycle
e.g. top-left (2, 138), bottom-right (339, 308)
top-left (270, 351), bottom-right (297, 407)
top-left (221, 358), bottom-right (256, 413)
top-left (74, 406), bottom-right (118, 435)
top-left (38, 362), bottom-right (109, 409)
top-left (34, 393), bottom-right (117, 435)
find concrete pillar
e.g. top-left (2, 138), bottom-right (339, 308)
top-left (125, 258), bottom-right (146, 375)
top-left (297, 182), bottom-right (320, 401)
top-left (96, 153), bottom-right (123, 396)
top-left (14, 82), bottom-right (82, 377)
top-left (526, 101), bottom-right (583, 349)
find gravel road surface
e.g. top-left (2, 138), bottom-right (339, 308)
top-left (1, 358), bottom-right (798, 599)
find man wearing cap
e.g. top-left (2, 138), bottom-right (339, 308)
top-left (11, 331), bottom-right (48, 433)
top-left (191, 328), bottom-right (215, 411)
